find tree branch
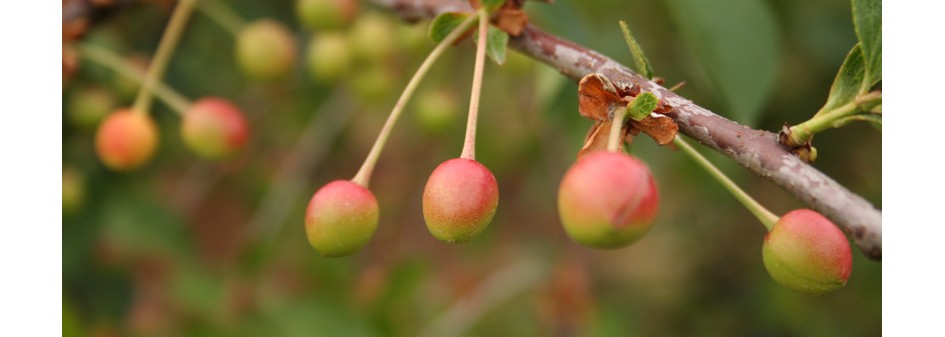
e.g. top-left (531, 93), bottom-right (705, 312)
top-left (374, 0), bottom-right (882, 260)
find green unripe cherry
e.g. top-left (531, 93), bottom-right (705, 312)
top-left (235, 19), bottom-right (298, 82)
top-left (762, 209), bottom-right (853, 295)
top-left (62, 166), bottom-right (86, 215)
top-left (350, 12), bottom-right (395, 62)
top-left (422, 158), bottom-right (499, 244)
top-left (413, 89), bottom-right (459, 134)
top-left (557, 151), bottom-right (659, 249)
top-left (305, 180), bottom-right (379, 257)
top-left (295, 0), bottom-right (358, 31)
top-left (305, 32), bottom-right (352, 83)
top-left (67, 86), bottom-right (118, 130)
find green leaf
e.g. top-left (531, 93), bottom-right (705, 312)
top-left (665, 0), bottom-right (780, 126)
top-left (619, 20), bottom-right (654, 80)
top-left (627, 92), bottom-right (659, 121)
top-left (482, 0), bottom-right (504, 12)
top-left (852, 0), bottom-right (881, 86)
top-left (429, 12), bottom-right (470, 44)
top-left (816, 44), bottom-right (867, 116)
top-left (473, 26), bottom-right (509, 65)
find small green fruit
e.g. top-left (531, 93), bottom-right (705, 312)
top-left (422, 158), bottom-right (499, 244)
top-left (557, 151), bottom-right (658, 249)
top-left (295, 0), bottom-right (358, 31)
top-left (305, 32), bottom-right (352, 83)
top-left (763, 209), bottom-right (852, 295)
top-left (235, 19), bottom-right (298, 82)
top-left (181, 97), bottom-right (249, 159)
top-left (351, 65), bottom-right (395, 104)
top-left (350, 12), bottom-right (395, 62)
top-left (62, 166), bottom-right (86, 215)
top-left (414, 89), bottom-right (459, 134)
top-left (95, 108), bottom-right (159, 171)
top-left (305, 180), bottom-right (379, 257)
top-left (67, 86), bottom-right (118, 130)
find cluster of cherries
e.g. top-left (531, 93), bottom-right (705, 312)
top-left (82, 0), bottom-right (855, 296)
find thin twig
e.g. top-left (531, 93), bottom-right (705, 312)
top-left (373, 0), bottom-right (882, 260)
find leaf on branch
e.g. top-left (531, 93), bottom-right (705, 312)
top-left (626, 92), bottom-right (658, 121)
top-left (815, 44), bottom-right (867, 117)
top-left (473, 26), bottom-right (510, 65)
top-left (852, 0), bottom-right (881, 87)
top-left (429, 12), bottom-right (473, 44)
top-left (619, 20), bottom-right (654, 80)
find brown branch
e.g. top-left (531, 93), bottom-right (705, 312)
top-left (374, 0), bottom-right (882, 260)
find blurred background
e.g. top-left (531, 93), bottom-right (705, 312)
top-left (62, 0), bottom-right (881, 336)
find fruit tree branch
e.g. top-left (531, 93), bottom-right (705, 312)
top-left (374, 0), bottom-right (882, 260)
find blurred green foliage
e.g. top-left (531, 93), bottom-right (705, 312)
top-left (63, 0), bottom-right (880, 336)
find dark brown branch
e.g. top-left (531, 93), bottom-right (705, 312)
top-left (374, 0), bottom-right (882, 260)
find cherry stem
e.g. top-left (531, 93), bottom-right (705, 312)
top-left (674, 136), bottom-right (779, 230)
top-left (351, 12), bottom-right (481, 188)
top-left (195, 0), bottom-right (246, 37)
top-left (460, 7), bottom-right (490, 161)
top-left (131, 0), bottom-right (197, 116)
top-left (78, 44), bottom-right (192, 115)
top-left (606, 107), bottom-right (626, 152)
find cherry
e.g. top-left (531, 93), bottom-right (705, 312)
top-left (422, 158), bottom-right (499, 244)
top-left (62, 166), bottom-right (86, 215)
top-left (295, 0), bottom-right (358, 31)
top-left (763, 209), bottom-right (852, 295)
top-left (304, 180), bottom-right (379, 257)
top-left (235, 19), bottom-right (297, 82)
top-left (181, 97), bottom-right (249, 159)
top-left (305, 32), bottom-right (352, 83)
top-left (67, 86), bottom-right (118, 130)
top-left (557, 151), bottom-right (658, 249)
top-left (95, 109), bottom-right (159, 171)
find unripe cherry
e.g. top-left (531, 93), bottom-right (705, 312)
top-left (422, 158), bottom-right (499, 244)
top-left (62, 166), bottom-right (86, 215)
top-left (67, 86), bottom-right (118, 130)
top-left (235, 19), bottom-right (297, 82)
top-left (350, 12), bottom-right (395, 62)
top-left (762, 209), bottom-right (852, 295)
top-left (95, 109), bottom-right (159, 171)
top-left (181, 97), bottom-right (249, 159)
top-left (305, 180), bottom-right (379, 257)
top-left (557, 151), bottom-right (658, 249)
top-left (295, 0), bottom-right (358, 31)
top-left (305, 32), bottom-right (352, 83)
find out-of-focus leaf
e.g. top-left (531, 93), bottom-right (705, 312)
top-left (474, 26), bottom-right (509, 65)
top-left (172, 263), bottom-right (225, 314)
top-left (816, 44), bottom-right (867, 116)
top-left (852, 0), bottom-right (881, 86)
top-left (619, 20), bottom-right (654, 80)
top-left (627, 92), bottom-right (658, 121)
top-left (429, 12), bottom-right (470, 44)
top-left (482, 0), bottom-right (504, 12)
top-left (63, 298), bottom-right (82, 337)
top-left (665, 0), bottom-right (780, 126)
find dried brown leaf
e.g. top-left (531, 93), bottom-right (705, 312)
top-left (495, 8), bottom-right (528, 36)
top-left (628, 113), bottom-right (678, 145)
top-left (577, 73), bottom-right (623, 121)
